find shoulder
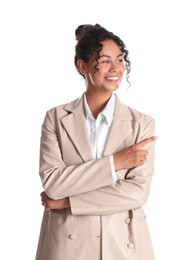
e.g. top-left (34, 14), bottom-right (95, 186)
top-left (115, 95), bottom-right (155, 124)
top-left (45, 96), bottom-right (82, 120)
top-left (129, 106), bottom-right (155, 125)
top-left (128, 106), bottom-right (156, 137)
top-left (115, 95), bottom-right (156, 137)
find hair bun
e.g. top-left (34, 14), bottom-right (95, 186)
top-left (75, 24), bottom-right (103, 41)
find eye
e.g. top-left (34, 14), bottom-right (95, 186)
top-left (100, 60), bottom-right (110, 64)
top-left (116, 59), bottom-right (124, 63)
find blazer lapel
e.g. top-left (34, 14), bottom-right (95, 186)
top-left (60, 95), bottom-right (93, 162)
top-left (103, 96), bottom-right (133, 156)
top-left (60, 94), bottom-right (133, 162)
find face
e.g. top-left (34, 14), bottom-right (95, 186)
top-left (82, 40), bottom-right (125, 94)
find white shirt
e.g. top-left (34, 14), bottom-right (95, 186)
top-left (84, 93), bottom-right (117, 181)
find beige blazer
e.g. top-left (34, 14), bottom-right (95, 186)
top-left (35, 93), bottom-right (156, 260)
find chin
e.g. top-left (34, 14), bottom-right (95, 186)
top-left (106, 84), bottom-right (119, 91)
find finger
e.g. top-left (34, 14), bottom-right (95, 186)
top-left (134, 136), bottom-right (157, 149)
top-left (41, 196), bottom-right (45, 203)
top-left (41, 194), bottom-right (48, 204)
top-left (40, 191), bottom-right (47, 198)
top-left (40, 191), bottom-right (45, 197)
top-left (139, 150), bottom-right (148, 156)
top-left (41, 192), bottom-right (48, 201)
top-left (136, 160), bottom-right (144, 167)
top-left (141, 155), bottom-right (147, 162)
top-left (41, 195), bottom-right (45, 202)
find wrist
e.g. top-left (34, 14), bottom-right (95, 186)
top-left (113, 154), bottom-right (121, 171)
top-left (65, 197), bottom-right (70, 208)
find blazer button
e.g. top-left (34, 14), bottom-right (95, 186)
top-left (127, 243), bottom-right (134, 249)
top-left (69, 234), bottom-right (77, 240)
top-left (125, 218), bottom-right (131, 224)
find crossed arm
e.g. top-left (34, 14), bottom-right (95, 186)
top-left (41, 136), bottom-right (157, 212)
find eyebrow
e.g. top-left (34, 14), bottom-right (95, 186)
top-left (99, 54), bottom-right (123, 58)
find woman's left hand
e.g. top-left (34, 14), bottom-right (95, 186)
top-left (40, 191), bottom-right (70, 211)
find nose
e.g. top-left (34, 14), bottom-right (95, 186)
top-left (109, 61), bottom-right (118, 72)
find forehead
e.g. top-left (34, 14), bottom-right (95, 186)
top-left (100, 40), bottom-right (122, 55)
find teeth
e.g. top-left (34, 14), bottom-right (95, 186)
top-left (106, 77), bottom-right (119, 80)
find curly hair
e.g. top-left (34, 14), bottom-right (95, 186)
top-left (74, 24), bottom-right (131, 85)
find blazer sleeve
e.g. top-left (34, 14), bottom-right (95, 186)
top-left (39, 110), bottom-right (115, 200)
top-left (69, 117), bottom-right (156, 215)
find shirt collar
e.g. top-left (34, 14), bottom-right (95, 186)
top-left (83, 93), bottom-right (116, 127)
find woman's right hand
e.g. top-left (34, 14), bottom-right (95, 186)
top-left (41, 191), bottom-right (70, 211)
top-left (113, 136), bottom-right (157, 171)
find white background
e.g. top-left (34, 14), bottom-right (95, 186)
top-left (0, 0), bottom-right (196, 259)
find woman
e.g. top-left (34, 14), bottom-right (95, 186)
top-left (35, 24), bottom-right (157, 260)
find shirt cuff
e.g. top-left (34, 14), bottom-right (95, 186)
top-left (109, 155), bottom-right (118, 181)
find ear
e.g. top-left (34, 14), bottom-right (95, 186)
top-left (77, 59), bottom-right (88, 76)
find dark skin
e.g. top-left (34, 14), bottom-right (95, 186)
top-left (41, 136), bottom-right (157, 211)
top-left (40, 40), bottom-right (157, 211)
top-left (41, 191), bottom-right (70, 211)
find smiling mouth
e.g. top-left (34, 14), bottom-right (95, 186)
top-left (105, 76), bottom-right (120, 81)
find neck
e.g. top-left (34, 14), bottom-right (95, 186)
top-left (85, 90), bottom-right (113, 118)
